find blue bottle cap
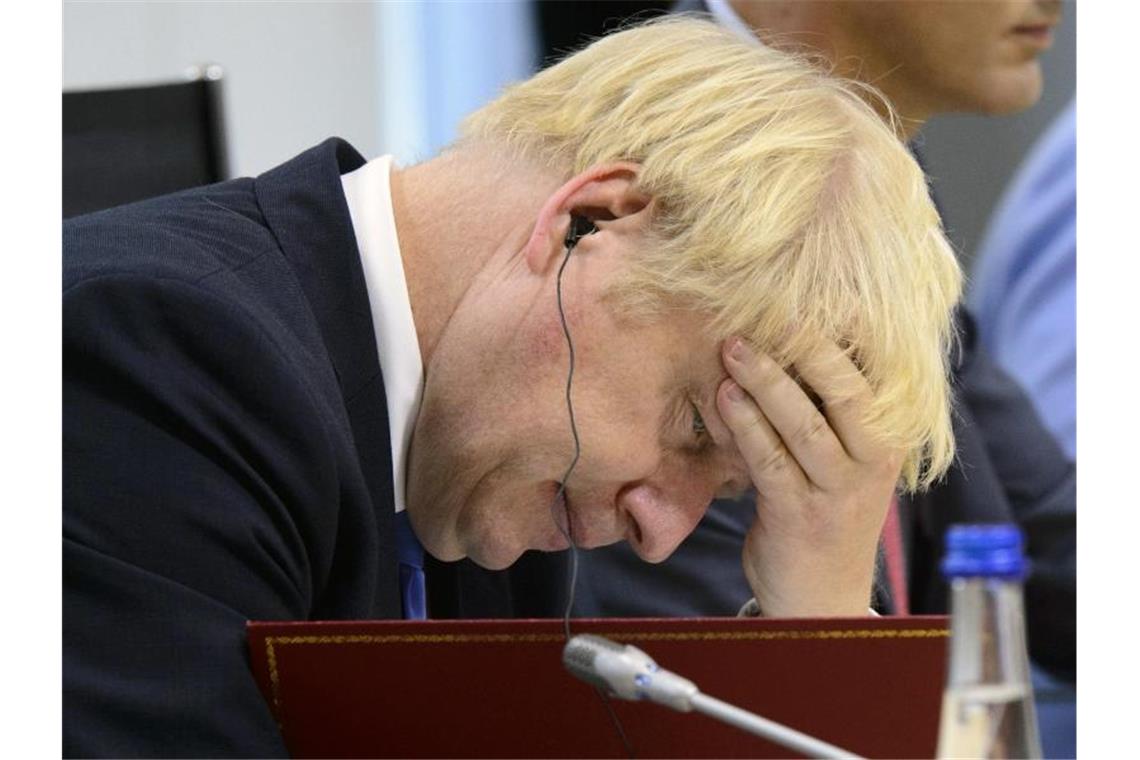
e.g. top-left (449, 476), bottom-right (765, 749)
top-left (941, 523), bottom-right (1027, 579)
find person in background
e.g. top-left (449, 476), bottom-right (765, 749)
top-left (970, 98), bottom-right (1076, 461)
top-left (63, 19), bottom-right (962, 755)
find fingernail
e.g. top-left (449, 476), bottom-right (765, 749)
top-left (729, 338), bottom-right (751, 363)
top-left (726, 381), bottom-right (746, 402)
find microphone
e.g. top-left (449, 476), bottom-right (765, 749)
top-left (562, 634), bottom-right (865, 760)
top-left (562, 634), bottom-right (698, 711)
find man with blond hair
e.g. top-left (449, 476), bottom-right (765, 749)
top-left (63, 19), bottom-right (959, 755)
top-left (570, 0), bottom-right (1075, 680)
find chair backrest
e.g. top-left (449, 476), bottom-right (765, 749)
top-left (62, 70), bottom-right (229, 218)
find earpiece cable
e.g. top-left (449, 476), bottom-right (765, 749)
top-left (552, 236), bottom-right (582, 641)
top-left (551, 230), bottom-right (635, 758)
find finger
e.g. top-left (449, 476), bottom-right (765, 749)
top-left (722, 338), bottom-right (848, 487)
top-left (716, 377), bottom-right (809, 498)
top-left (791, 339), bottom-right (883, 462)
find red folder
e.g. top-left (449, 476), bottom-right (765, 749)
top-left (247, 616), bottom-right (949, 758)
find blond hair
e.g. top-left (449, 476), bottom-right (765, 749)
top-left (460, 17), bottom-right (961, 491)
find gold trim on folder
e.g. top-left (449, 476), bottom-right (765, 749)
top-left (262, 627), bottom-right (948, 720)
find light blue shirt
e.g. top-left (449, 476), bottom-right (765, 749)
top-left (969, 99), bottom-right (1076, 460)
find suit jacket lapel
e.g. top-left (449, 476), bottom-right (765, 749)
top-left (254, 138), bottom-right (401, 617)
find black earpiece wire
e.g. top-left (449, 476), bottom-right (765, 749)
top-left (551, 217), bottom-right (635, 758)
top-left (552, 238), bottom-right (582, 642)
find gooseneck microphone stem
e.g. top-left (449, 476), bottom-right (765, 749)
top-left (689, 692), bottom-right (863, 760)
top-left (563, 634), bottom-right (864, 760)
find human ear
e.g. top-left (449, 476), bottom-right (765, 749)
top-left (523, 162), bottom-right (651, 275)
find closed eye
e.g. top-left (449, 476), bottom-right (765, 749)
top-left (690, 403), bottom-right (714, 455)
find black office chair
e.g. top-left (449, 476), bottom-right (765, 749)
top-left (62, 66), bottom-right (229, 218)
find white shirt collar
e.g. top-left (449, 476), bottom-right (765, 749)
top-left (340, 155), bottom-right (424, 515)
top-left (706, 0), bottom-right (763, 46)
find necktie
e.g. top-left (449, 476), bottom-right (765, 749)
top-left (395, 511), bottom-right (427, 620)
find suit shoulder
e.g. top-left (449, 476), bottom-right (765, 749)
top-left (63, 178), bottom-right (278, 290)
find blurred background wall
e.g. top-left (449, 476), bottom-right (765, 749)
top-left (64, 1), bottom-right (384, 177)
top-left (63, 0), bottom-right (1075, 271)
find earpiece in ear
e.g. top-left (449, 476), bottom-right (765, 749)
top-left (564, 215), bottom-right (598, 250)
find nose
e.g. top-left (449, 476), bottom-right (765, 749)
top-left (618, 470), bottom-right (717, 563)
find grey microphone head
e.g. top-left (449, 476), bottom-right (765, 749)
top-left (562, 634), bottom-right (698, 712)
top-left (562, 634), bottom-right (621, 692)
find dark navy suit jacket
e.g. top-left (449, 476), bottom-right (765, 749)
top-left (63, 139), bottom-right (402, 756)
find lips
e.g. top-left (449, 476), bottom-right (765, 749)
top-left (545, 486), bottom-right (573, 549)
top-left (1010, 21), bottom-right (1057, 47)
top-left (542, 483), bottom-right (580, 550)
top-left (542, 481), bottom-right (622, 551)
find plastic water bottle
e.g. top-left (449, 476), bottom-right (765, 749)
top-left (936, 524), bottom-right (1042, 759)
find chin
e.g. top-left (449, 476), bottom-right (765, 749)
top-left (466, 543), bottom-right (523, 572)
top-left (459, 519), bottom-right (530, 570)
top-left (970, 67), bottom-right (1045, 115)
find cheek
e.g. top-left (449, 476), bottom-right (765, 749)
top-left (567, 383), bottom-right (664, 483)
top-left (521, 279), bottom-right (587, 363)
top-left (529, 318), bottom-right (568, 366)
